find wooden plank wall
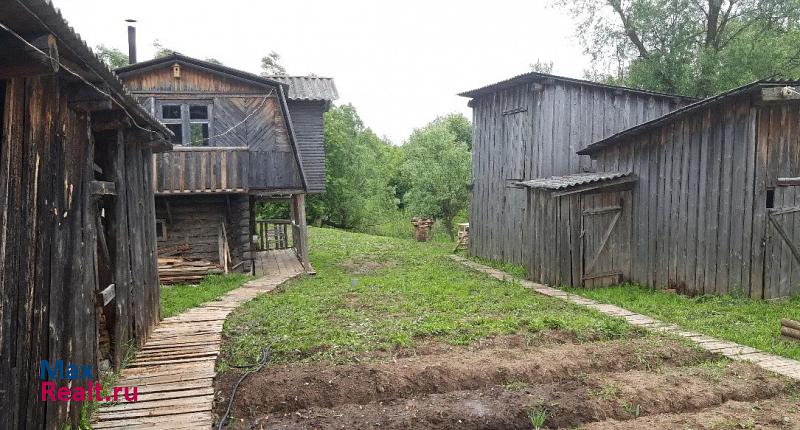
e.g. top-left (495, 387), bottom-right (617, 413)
top-left (759, 102), bottom-right (800, 298)
top-left (0, 75), bottom-right (162, 430)
top-left (287, 100), bottom-right (327, 193)
top-left (155, 195), bottom-right (249, 264)
top-left (591, 96), bottom-right (766, 297)
top-left (470, 81), bottom-right (682, 265)
top-left (155, 148), bottom-right (249, 194)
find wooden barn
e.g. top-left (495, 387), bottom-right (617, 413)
top-left (459, 72), bottom-right (695, 266)
top-left (115, 54), bottom-right (337, 273)
top-left (516, 80), bottom-right (800, 299)
top-left (0, 1), bottom-right (172, 428)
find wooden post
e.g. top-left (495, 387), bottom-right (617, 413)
top-left (292, 193), bottom-right (309, 268)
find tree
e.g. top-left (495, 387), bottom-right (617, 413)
top-left (318, 104), bottom-right (397, 229)
top-left (401, 115), bottom-right (472, 240)
top-left (260, 51), bottom-right (286, 76)
top-left (95, 44), bottom-right (128, 68)
top-left (204, 58), bottom-right (224, 65)
top-left (152, 39), bottom-right (175, 58)
top-left (558, 0), bottom-right (800, 96)
top-left (530, 59), bottom-right (554, 74)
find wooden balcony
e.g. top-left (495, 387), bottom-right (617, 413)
top-left (153, 147), bottom-right (249, 194)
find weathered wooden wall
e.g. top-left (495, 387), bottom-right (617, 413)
top-left (590, 96), bottom-right (800, 298)
top-left (155, 195), bottom-right (249, 265)
top-left (287, 100), bottom-right (327, 193)
top-left (0, 75), bottom-right (161, 429)
top-left (524, 189), bottom-right (632, 288)
top-left (123, 64), bottom-right (305, 192)
top-left (470, 81), bottom-right (685, 265)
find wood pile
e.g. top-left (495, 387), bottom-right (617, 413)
top-left (411, 217), bottom-right (434, 242)
top-left (158, 257), bottom-right (223, 285)
top-left (781, 319), bottom-right (800, 342)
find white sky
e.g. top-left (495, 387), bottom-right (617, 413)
top-left (55, 0), bottom-right (591, 143)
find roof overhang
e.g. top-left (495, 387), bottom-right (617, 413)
top-left (513, 172), bottom-right (637, 197)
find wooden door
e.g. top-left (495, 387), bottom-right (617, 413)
top-left (763, 186), bottom-right (800, 298)
top-left (502, 109), bottom-right (528, 264)
top-left (580, 192), bottom-right (631, 288)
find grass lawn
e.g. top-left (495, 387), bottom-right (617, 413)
top-left (566, 284), bottom-right (800, 360)
top-left (160, 273), bottom-right (252, 318)
top-left (221, 227), bottom-right (643, 367)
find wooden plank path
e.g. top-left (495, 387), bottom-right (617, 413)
top-left (94, 249), bottom-right (305, 430)
top-left (450, 255), bottom-right (800, 381)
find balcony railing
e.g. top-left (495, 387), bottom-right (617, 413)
top-left (153, 147), bottom-right (249, 194)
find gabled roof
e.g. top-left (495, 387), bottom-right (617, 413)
top-left (458, 71), bottom-right (696, 102)
top-left (267, 76), bottom-right (338, 101)
top-left (578, 79), bottom-right (800, 156)
top-left (1, 0), bottom-right (171, 140)
top-left (116, 53), bottom-right (287, 89)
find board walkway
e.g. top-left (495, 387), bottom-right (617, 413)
top-left (94, 249), bottom-right (305, 429)
top-left (451, 255), bottom-right (800, 381)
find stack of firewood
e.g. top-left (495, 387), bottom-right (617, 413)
top-left (781, 319), bottom-right (800, 341)
top-left (158, 257), bottom-right (223, 285)
top-left (411, 217), bottom-right (435, 242)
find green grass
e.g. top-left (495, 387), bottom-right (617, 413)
top-left (356, 209), bottom-right (468, 243)
top-left (566, 284), bottom-right (800, 360)
top-left (160, 273), bottom-right (252, 318)
top-left (221, 227), bottom-right (639, 367)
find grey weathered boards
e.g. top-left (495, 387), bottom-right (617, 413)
top-left (579, 80), bottom-right (800, 299)
top-left (117, 55), bottom-right (336, 270)
top-left (516, 173), bottom-right (635, 288)
top-left (460, 72), bottom-right (694, 266)
top-left (0, 2), bottom-right (171, 428)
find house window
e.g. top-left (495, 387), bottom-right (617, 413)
top-left (155, 219), bottom-right (167, 240)
top-left (157, 101), bottom-right (212, 146)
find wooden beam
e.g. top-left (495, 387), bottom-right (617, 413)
top-left (0, 33), bottom-right (59, 77)
top-left (164, 200), bottom-right (173, 224)
top-left (760, 86), bottom-right (800, 103)
top-left (90, 180), bottom-right (117, 196)
top-left (91, 111), bottom-right (131, 131)
top-left (97, 283), bottom-right (116, 306)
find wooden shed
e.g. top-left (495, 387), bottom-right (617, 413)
top-left (519, 80), bottom-right (800, 299)
top-left (116, 54), bottom-right (337, 272)
top-left (459, 72), bottom-right (695, 266)
top-left (0, 1), bottom-right (171, 428)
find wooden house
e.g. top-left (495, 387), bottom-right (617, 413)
top-left (459, 72), bottom-right (695, 266)
top-left (533, 79), bottom-right (800, 299)
top-left (0, 1), bottom-right (172, 428)
top-left (116, 55), bottom-right (337, 272)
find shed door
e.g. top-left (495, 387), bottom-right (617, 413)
top-left (581, 192), bottom-right (631, 288)
top-left (764, 186), bottom-right (800, 298)
top-left (502, 109), bottom-right (528, 264)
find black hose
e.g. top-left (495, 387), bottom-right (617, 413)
top-left (216, 346), bottom-right (271, 430)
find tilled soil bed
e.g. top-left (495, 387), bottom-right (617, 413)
top-left (214, 334), bottom-right (799, 429)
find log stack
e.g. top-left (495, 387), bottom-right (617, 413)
top-left (780, 319), bottom-right (800, 341)
top-left (158, 257), bottom-right (223, 285)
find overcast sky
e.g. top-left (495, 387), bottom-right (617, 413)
top-left (56, 0), bottom-right (591, 143)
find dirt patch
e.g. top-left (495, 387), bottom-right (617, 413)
top-left (339, 257), bottom-right (396, 275)
top-left (215, 338), bottom-right (711, 420)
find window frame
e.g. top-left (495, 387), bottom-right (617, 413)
top-left (155, 99), bottom-right (214, 147)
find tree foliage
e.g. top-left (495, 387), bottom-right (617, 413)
top-left (260, 51), bottom-right (286, 76)
top-left (559, 0), bottom-right (800, 96)
top-left (315, 104), bottom-right (397, 229)
top-left (152, 39), bottom-right (175, 58)
top-left (95, 44), bottom-right (128, 68)
top-left (401, 115), bottom-right (472, 239)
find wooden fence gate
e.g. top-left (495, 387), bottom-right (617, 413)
top-left (580, 192), bottom-right (631, 288)
top-left (764, 185), bottom-right (800, 298)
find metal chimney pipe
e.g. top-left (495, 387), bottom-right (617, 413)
top-left (126, 19), bottom-right (137, 64)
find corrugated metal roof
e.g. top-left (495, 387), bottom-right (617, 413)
top-left (267, 76), bottom-right (339, 101)
top-left (578, 79), bottom-right (800, 156)
top-left (515, 172), bottom-right (633, 190)
top-left (8, 0), bottom-right (172, 139)
top-left (458, 71), bottom-right (697, 101)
